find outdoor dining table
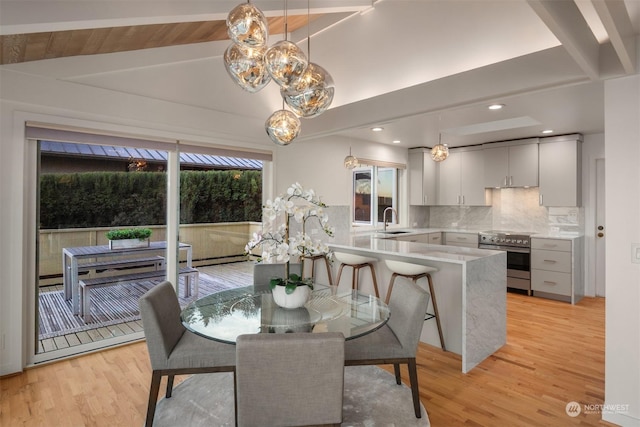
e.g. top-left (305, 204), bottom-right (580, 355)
top-left (181, 285), bottom-right (391, 344)
top-left (62, 241), bottom-right (193, 315)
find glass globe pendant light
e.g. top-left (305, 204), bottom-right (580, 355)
top-left (226, 2), bottom-right (269, 48)
top-left (264, 0), bottom-right (308, 88)
top-left (431, 133), bottom-right (449, 162)
top-left (223, 43), bottom-right (271, 92)
top-left (265, 40), bottom-right (308, 88)
top-left (344, 147), bottom-right (359, 169)
top-left (265, 107), bottom-right (301, 146)
top-left (224, 2), bottom-right (270, 92)
top-left (281, 2), bottom-right (333, 118)
top-left (282, 62), bottom-right (334, 118)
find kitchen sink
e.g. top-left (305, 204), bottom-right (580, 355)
top-left (378, 230), bottom-right (411, 235)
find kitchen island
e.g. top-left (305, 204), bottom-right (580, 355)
top-left (328, 231), bottom-right (506, 373)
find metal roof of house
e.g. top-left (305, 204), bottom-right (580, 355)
top-left (40, 141), bottom-right (262, 170)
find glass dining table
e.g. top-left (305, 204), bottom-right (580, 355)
top-left (181, 285), bottom-right (390, 344)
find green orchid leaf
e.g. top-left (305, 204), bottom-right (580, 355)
top-left (284, 282), bottom-right (298, 294)
top-left (269, 277), bottom-right (283, 290)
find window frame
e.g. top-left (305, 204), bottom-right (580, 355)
top-left (352, 165), bottom-right (398, 227)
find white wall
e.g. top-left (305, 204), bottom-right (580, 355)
top-left (273, 135), bottom-right (408, 207)
top-left (0, 101), bottom-right (28, 375)
top-left (604, 75), bottom-right (640, 426)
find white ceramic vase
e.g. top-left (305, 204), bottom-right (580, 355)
top-left (272, 284), bottom-right (311, 309)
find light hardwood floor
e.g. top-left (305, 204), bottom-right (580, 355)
top-left (1, 293), bottom-right (612, 426)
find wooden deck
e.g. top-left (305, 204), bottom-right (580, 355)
top-left (37, 262), bottom-right (254, 354)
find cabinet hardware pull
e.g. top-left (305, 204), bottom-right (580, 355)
top-left (509, 176), bottom-right (513, 186)
top-left (539, 194), bottom-right (543, 205)
top-left (543, 281), bottom-right (557, 285)
top-left (543, 260), bottom-right (557, 263)
top-left (461, 195), bottom-right (465, 204)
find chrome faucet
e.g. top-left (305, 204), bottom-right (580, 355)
top-left (383, 207), bottom-right (397, 232)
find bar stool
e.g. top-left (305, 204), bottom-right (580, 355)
top-left (307, 254), bottom-right (334, 286)
top-left (333, 252), bottom-right (380, 298)
top-left (384, 259), bottom-right (446, 351)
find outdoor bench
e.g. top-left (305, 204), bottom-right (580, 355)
top-left (77, 255), bottom-right (165, 274)
top-left (78, 267), bottom-right (199, 322)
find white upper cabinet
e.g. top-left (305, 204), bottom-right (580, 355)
top-left (538, 135), bottom-right (582, 207)
top-left (483, 140), bottom-right (538, 188)
top-left (438, 148), bottom-right (488, 206)
top-left (438, 151), bottom-right (461, 205)
top-left (409, 148), bottom-right (437, 205)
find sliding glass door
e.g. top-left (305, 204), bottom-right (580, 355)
top-left (35, 139), bottom-right (168, 360)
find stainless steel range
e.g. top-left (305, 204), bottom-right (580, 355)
top-left (478, 230), bottom-right (534, 295)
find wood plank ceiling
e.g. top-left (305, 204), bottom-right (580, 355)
top-left (0, 15), bottom-right (319, 65)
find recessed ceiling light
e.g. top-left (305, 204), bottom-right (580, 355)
top-left (371, 127), bottom-right (383, 132)
top-left (392, 140), bottom-right (401, 144)
top-left (542, 129), bottom-right (553, 134)
top-left (488, 104), bottom-right (505, 110)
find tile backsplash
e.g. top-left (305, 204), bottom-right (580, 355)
top-left (411, 187), bottom-right (584, 234)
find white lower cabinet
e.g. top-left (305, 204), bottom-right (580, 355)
top-left (393, 232), bottom-right (441, 244)
top-left (531, 237), bottom-right (583, 304)
top-left (444, 232), bottom-right (477, 248)
top-left (427, 232), bottom-right (442, 245)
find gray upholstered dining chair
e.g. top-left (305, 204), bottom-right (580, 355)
top-left (252, 262), bottom-right (302, 291)
top-left (138, 280), bottom-right (236, 427)
top-left (344, 281), bottom-right (430, 418)
top-left (235, 332), bottom-right (345, 427)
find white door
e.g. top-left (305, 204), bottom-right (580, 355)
top-left (595, 158), bottom-right (606, 297)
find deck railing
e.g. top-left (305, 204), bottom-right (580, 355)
top-left (38, 222), bottom-right (261, 286)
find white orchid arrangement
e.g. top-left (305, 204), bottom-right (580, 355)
top-left (245, 182), bottom-right (334, 293)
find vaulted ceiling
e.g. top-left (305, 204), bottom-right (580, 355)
top-left (1, 0), bottom-right (638, 149)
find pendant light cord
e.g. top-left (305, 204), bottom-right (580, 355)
top-left (284, 0), bottom-right (288, 40)
top-left (307, 0), bottom-right (311, 59)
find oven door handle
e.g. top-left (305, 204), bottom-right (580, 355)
top-left (478, 244), bottom-right (530, 253)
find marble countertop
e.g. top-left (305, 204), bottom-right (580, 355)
top-left (351, 227), bottom-right (583, 240)
top-left (329, 227), bottom-right (582, 264)
top-left (329, 232), bottom-right (503, 265)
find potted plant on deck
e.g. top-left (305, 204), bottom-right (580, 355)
top-left (245, 182), bottom-right (334, 308)
top-left (106, 228), bottom-right (152, 249)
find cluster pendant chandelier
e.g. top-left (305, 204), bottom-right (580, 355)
top-left (224, 0), bottom-right (335, 146)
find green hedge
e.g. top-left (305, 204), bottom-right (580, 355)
top-left (39, 170), bottom-right (262, 229)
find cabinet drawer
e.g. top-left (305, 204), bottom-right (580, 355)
top-left (532, 270), bottom-right (571, 296)
top-left (394, 232), bottom-right (442, 244)
top-left (531, 238), bottom-right (571, 252)
top-left (445, 232), bottom-right (477, 246)
top-left (531, 250), bottom-right (571, 273)
top-left (428, 232), bottom-right (442, 245)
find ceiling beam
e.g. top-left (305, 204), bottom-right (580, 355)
top-left (526, 0), bottom-right (600, 80)
top-left (591, 0), bottom-right (636, 74)
top-left (0, 0), bottom-right (371, 35)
